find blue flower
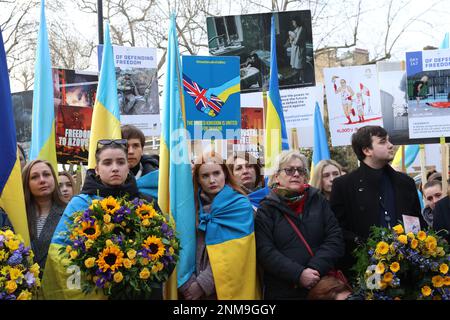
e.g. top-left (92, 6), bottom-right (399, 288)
top-left (24, 271), bottom-right (35, 287)
top-left (7, 252), bottom-right (23, 266)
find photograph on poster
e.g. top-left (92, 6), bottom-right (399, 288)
top-left (12, 90), bottom-right (33, 144)
top-left (406, 49), bottom-right (450, 139)
top-left (53, 68), bottom-right (97, 164)
top-left (377, 61), bottom-right (449, 145)
top-left (207, 10), bottom-right (315, 92)
top-left (324, 65), bottom-right (383, 146)
top-left (98, 45), bottom-right (161, 136)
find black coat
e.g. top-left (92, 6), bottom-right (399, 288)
top-left (130, 155), bottom-right (159, 177)
top-left (0, 208), bottom-right (13, 231)
top-left (255, 187), bottom-right (344, 300)
top-left (432, 196), bottom-right (450, 242)
top-left (330, 162), bottom-right (423, 274)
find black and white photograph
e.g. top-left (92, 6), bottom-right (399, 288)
top-left (207, 10), bottom-right (315, 92)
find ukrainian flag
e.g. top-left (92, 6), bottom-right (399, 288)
top-left (29, 0), bottom-right (57, 171)
top-left (392, 145), bottom-right (420, 169)
top-left (310, 102), bottom-right (330, 181)
top-left (207, 75), bottom-right (240, 103)
top-left (158, 14), bottom-right (196, 299)
top-left (87, 23), bottom-right (121, 169)
top-left (0, 28), bottom-right (30, 246)
top-left (199, 185), bottom-right (260, 299)
top-left (265, 14), bottom-right (289, 174)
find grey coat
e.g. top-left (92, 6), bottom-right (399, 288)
top-left (32, 203), bottom-right (65, 270)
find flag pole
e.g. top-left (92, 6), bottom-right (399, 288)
top-left (441, 137), bottom-right (449, 195)
top-left (97, 0), bottom-right (104, 45)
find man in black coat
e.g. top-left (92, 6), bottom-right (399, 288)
top-left (330, 126), bottom-right (423, 278)
top-left (121, 124), bottom-right (158, 178)
top-left (432, 195), bottom-right (450, 242)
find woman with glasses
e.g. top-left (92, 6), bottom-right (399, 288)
top-left (178, 151), bottom-right (260, 300)
top-left (310, 159), bottom-right (343, 201)
top-left (22, 160), bottom-right (66, 270)
top-left (255, 150), bottom-right (344, 299)
top-left (42, 139), bottom-right (163, 299)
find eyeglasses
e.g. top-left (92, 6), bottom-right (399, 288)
top-left (280, 167), bottom-right (307, 176)
top-left (96, 139), bottom-right (128, 150)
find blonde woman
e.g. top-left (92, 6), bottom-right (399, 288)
top-left (255, 150), bottom-right (344, 299)
top-left (310, 160), bottom-right (343, 201)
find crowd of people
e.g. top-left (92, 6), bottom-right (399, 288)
top-left (1, 124), bottom-right (449, 300)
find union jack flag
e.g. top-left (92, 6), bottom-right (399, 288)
top-left (182, 74), bottom-right (224, 117)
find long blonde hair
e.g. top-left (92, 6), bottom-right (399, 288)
top-left (310, 159), bottom-right (343, 193)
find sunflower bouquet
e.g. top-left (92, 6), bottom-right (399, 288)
top-left (60, 196), bottom-right (179, 299)
top-left (0, 229), bottom-right (41, 300)
top-left (353, 224), bottom-right (450, 300)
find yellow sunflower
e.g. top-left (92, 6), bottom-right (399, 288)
top-left (76, 221), bottom-right (101, 240)
top-left (393, 224), bottom-right (404, 235)
top-left (410, 239), bottom-right (418, 250)
top-left (142, 235), bottom-right (165, 261)
top-left (397, 235), bottom-right (408, 245)
top-left (421, 286), bottom-right (432, 297)
top-left (383, 272), bottom-right (394, 283)
top-left (375, 241), bottom-right (389, 255)
top-left (375, 262), bottom-right (385, 274)
top-left (100, 196), bottom-right (121, 215)
top-left (417, 231), bottom-right (427, 241)
top-left (97, 245), bottom-right (124, 272)
top-left (439, 263), bottom-right (449, 275)
top-left (136, 204), bottom-right (158, 220)
top-left (444, 276), bottom-right (450, 286)
top-left (390, 262), bottom-right (400, 273)
top-left (432, 275), bottom-right (444, 288)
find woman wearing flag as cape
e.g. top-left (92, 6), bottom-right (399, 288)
top-left (179, 152), bottom-right (260, 300)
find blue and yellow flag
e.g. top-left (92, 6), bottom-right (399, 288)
top-left (199, 185), bottom-right (260, 299)
top-left (0, 28), bottom-right (30, 246)
top-left (158, 14), bottom-right (196, 299)
top-left (29, 0), bottom-right (57, 171)
top-left (87, 23), bottom-right (121, 169)
top-left (392, 145), bottom-right (420, 169)
top-left (310, 102), bottom-right (330, 181)
top-left (265, 14), bottom-right (289, 174)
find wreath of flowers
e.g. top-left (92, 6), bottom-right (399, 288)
top-left (0, 229), bottom-right (41, 300)
top-left (353, 224), bottom-right (450, 300)
top-left (60, 196), bottom-right (179, 299)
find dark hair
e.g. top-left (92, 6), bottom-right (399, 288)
top-left (226, 152), bottom-right (265, 188)
top-left (351, 125), bottom-right (388, 161)
top-left (95, 143), bottom-right (128, 164)
top-left (307, 276), bottom-right (353, 300)
top-left (121, 124), bottom-right (145, 149)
